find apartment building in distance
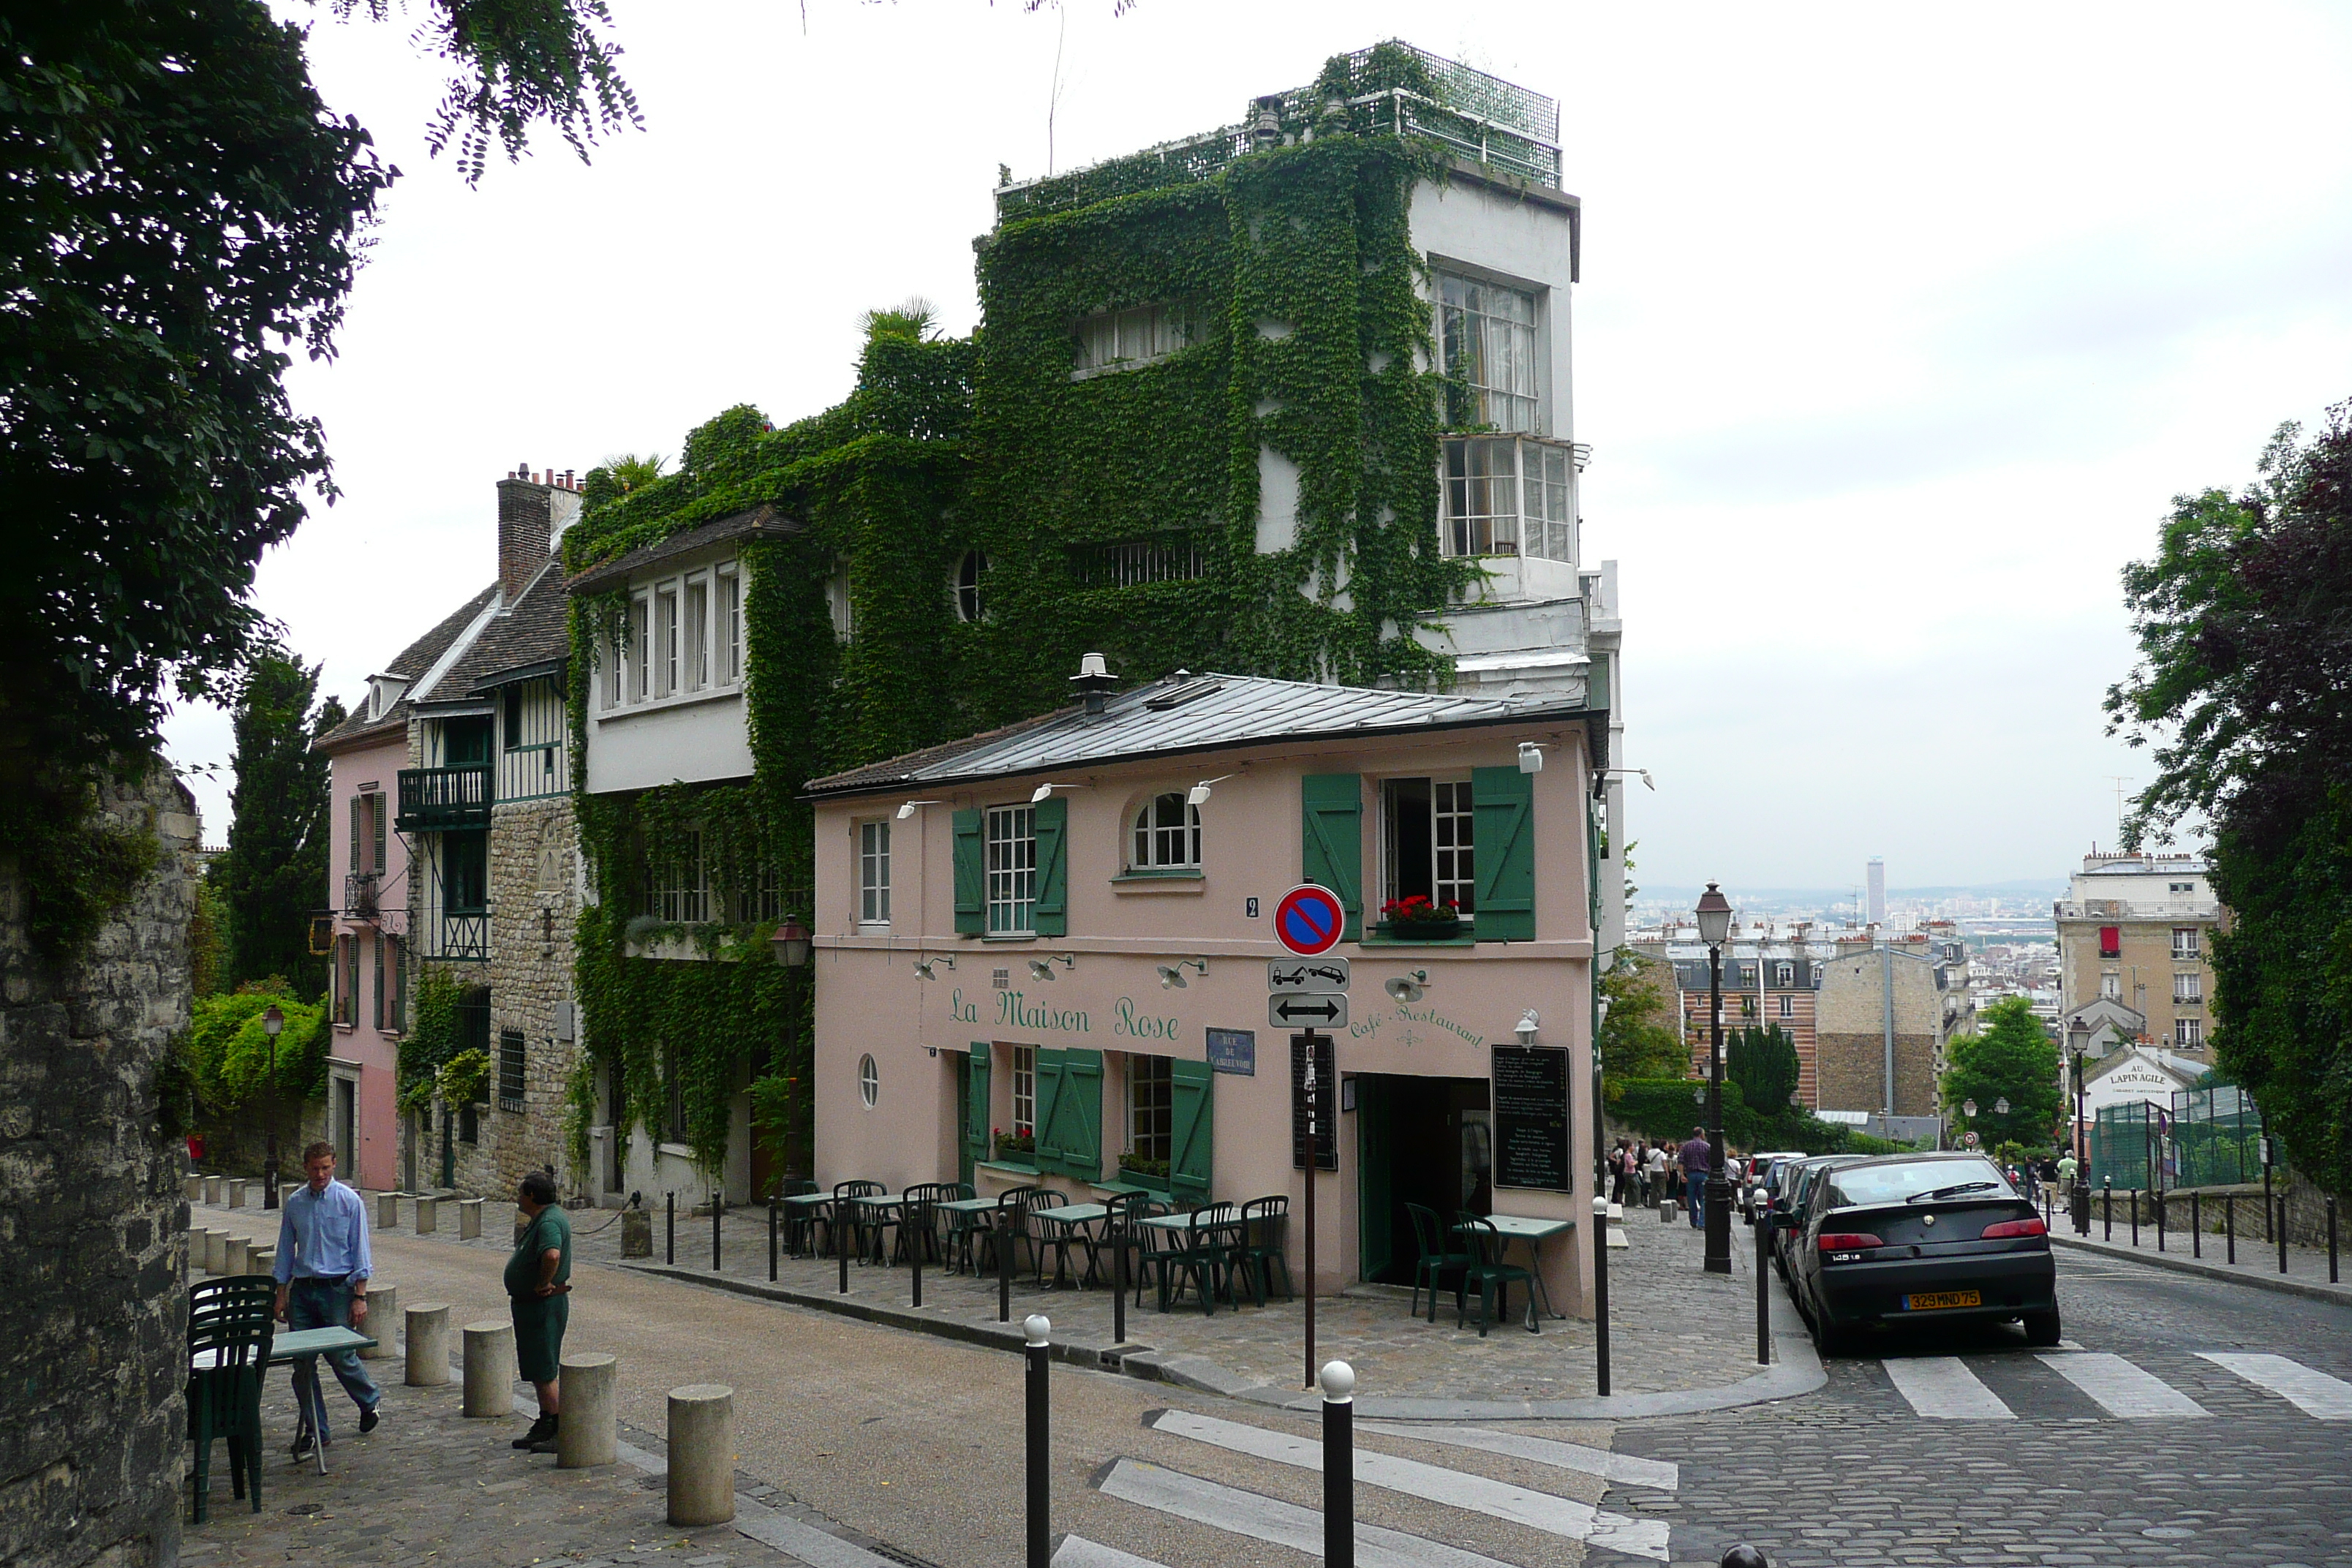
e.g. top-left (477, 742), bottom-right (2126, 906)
top-left (1814, 927), bottom-right (1972, 1123)
top-left (2053, 851), bottom-right (2223, 1056)
top-left (1637, 932), bottom-right (1831, 1109)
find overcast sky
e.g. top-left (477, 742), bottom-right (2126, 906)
top-left (166, 1), bottom-right (2352, 890)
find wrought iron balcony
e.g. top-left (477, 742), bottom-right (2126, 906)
top-left (421, 912), bottom-right (491, 962)
top-left (396, 766), bottom-right (492, 831)
top-left (344, 871), bottom-right (380, 919)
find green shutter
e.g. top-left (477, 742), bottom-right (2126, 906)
top-left (1050, 1049), bottom-right (1103, 1183)
top-left (372, 792), bottom-right (388, 880)
top-left (1300, 774), bottom-right (1363, 942)
top-left (952, 810), bottom-right (984, 935)
top-left (1471, 765), bottom-right (1536, 941)
top-left (350, 794), bottom-right (363, 878)
top-left (1031, 1048), bottom-right (1067, 1169)
top-left (965, 1043), bottom-right (992, 1164)
top-left (1033, 796), bottom-right (1068, 937)
top-left (1169, 1058), bottom-right (1214, 1205)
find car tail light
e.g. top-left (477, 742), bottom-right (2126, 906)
top-left (1815, 1232), bottom-right (1884, 1252)
top-left (1979, 1216), bottom-right (2048, 1239)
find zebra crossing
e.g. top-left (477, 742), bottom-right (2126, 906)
top-left (1872, 1348), bottom-right (2352, 1421)
top-left (1062, 1407), bottom-right (1678, 1567)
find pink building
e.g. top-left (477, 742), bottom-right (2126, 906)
top-left (806, 666), bottom-right (1607, 1316)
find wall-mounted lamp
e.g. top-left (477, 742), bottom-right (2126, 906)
top-left (1518, 742), bottom-right (1546, 775)
top-left (1384, 969), bottom-right (1429, 1003)
top-left (913, 955), bottom-right (957, 981)
top-left (1030, 782), bottom-right (1089, 805)
top-left (1026, 954), bottom-right (1075, 981)
top-left (1600, 768), bottom-right (1657, 791)
top-left (1514, 1009), bottom-right (1541, 1048)
top-left (769, 915), bottom-right (812, 968)
top-left (1156, 957), bottom-right (1209, 990)
top-left (1186, 774), bottom-right (1235, 807)
top-left (897, 799), bottom-right (944, 821)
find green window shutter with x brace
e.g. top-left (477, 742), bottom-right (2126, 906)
top-left (1051, 1049), bottom-right (1103, 1183)
top-left (952, 810), bottom-right (984, 934)
top-left (1031, 1048), bottom-right (1068, 1171)
top-left (1169, 1058), bottom-right (1215, 1204)
top-left (965, 1043), bottom-right (992, 1166)
top-left (1471, 764), bottom-right (1536, 941)
top-left (1300, 773), bottom-right (1363, 942)
top-left (1033, 796), bottom-right (1068, 937)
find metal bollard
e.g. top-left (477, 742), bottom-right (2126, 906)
top-left (2103, 1179), bottom-right (2113, 1241)
top-left (461, 1320), bottom-right (517, 1416)
top-left (2280, 1197), bottom-right (2290, 1274)
top-left (666, 1191), bottom-right (675, 1265)
top-left (1755, 1201), bottom-right (1771, 1366)
top-left (1321, 1360), bottom-right (1356, 1568)
top-left (1720, 1548), bottom-right (1771, 1568)
top-left (838, 1196), bottom-right (851, 1294)
top-left (405, 1303), bottom-right (451, 1386)
top-left (712, 1189), bottom-right (722, 1272)
top-left (998, 1211), bottom-right (1013, 1322)
top-left (557, 1352), bottom-right (618, 1469)
top-left (1592, 1193), bottom-right (1610, 1395)
top-left (911, 1208), bottom-right (924, 1309)
top-left (1026, 1315), bottom-right (1052, 1568)
top-left (2130, 1188), bottom-right (2138, 1248)
top-left (2193, 1191), bottom-right (2201, 1258)
top-left (2329, 1198), bottom-right (2340, 1284)
top-left (1112, 1216), bottom-right (1127, 1346)
top-left (2226, 1193), bottom-right (2236, 1264)
top-left (2157, 1188), bottom-right (2166, 1252)
top-left (666, 1384), bottom-right (736, 1527)
top-left (769, 1197), bottom-right (780, 1283)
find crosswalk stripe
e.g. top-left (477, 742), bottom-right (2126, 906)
top-left (1098, 1458), bottom-right (1513, 1568)
top-left (2198, 1352), bottom-right (2352, 1420)
top-left (1147, 1408), bottom-right (1670, 1560)
top-left (2036, 1353), bottom-right (2210, 1417)
top-left (1052, 1534), bottom-right (1167, 1568)
top-left (1358, 1421), bottom-right (1678, 1490)
top-left (1881, 1357), bottom-right (2014, 1419)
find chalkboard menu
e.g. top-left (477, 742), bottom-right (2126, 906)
top-left (1491, 1047), bottom-right (1570, 1191)
top-left (1290, 1032), bottom-right (1338, 1172)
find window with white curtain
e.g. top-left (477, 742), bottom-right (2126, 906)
top-left (1439, 270), bottom-right (1539, 432)
top-left (1074, 302), bottom-right (1191, 374)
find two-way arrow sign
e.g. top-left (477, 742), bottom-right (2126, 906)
top-left (1269, 994), bottom-right (1348, 1028)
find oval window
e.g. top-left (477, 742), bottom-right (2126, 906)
top-left (954, 550), bottom-right (987, 623)
top-left (858, 1053), bottom-right (878, 1109)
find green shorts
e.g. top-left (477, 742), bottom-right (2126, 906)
top-left (510, 1294), bottom-right (569, 1384)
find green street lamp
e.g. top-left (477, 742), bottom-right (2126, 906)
top-left (263, 1003), bottom-right (285, 1209)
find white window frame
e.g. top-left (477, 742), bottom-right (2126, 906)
top-left (628, 595), bottom-right (650, 703)
top-left (1437, 268), bottom-right (1540, 433)
top-left (1011, 1045), bottom-right (1036, 1137)
top-left (1074, 301), bottom-right (1191, 375)
top-left (1380, 775), bottom-right (1477, 919)
top-left (1777, 994), bottom-right (1794, 1019)
top-left (1130, 793), bottom-right (1201, 870)
top-left (682, 573), bottom-right (709, 693)
top-left (2171, 927), bottom-right (2201, 959)
top-left (2100, 972), bottom-right (2121, 998)
top-left (653, 582), bottom-right (679, 697)
top-left (2175, 1017), bottom-right (2203, 1047)
top-left (1774, 962), bottom-right (1794, 988)
top-left (985, 806), bottom-right (1038, 935)
top-left (954, 551), bottom-right (985, 623)
top-left (2173, 972), bottom-right (2202, 1003)
top-left (717, 564), bottom-right (742, 685)
top-left (1128, 1052), bottom-right (1172, 1164)
top-left (858, 819), bottom-right (891, 927)
top-left (644, 829), bottom-right (709, 924)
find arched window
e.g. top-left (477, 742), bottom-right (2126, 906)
top-left (1131, 793), bottom-right (1201, 870)
top-left (954, 550), bottom-right (987, 622)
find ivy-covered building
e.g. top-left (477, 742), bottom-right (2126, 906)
top-left (558, 42), bottom-right (1631, 1224)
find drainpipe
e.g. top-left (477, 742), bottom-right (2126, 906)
top-left (1881, 941), bottom-right (1896, 1137)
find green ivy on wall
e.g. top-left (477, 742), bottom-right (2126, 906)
top-left (562, 53), bottom-right (1491, 1177)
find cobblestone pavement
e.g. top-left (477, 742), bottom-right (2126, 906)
top-left (318, 1191), bottom-right (1768, 1406)
top-left (2052, 1213), bottom-right (2350, 1307)
top-left (1609, 1245), bottom-right (2352, 1567)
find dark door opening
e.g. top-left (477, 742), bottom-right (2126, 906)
top-left (1355, 1074), bottom-right (1492, 1286)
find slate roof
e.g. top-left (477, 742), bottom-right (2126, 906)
top-left (565, 505), bottom-right (804, 595)
top-left (314, 584), bottom-right (499, 751)
top-left (426, 558), bottom-right (572, 699)
top-left (804, 670), bottom-right (1593, 799)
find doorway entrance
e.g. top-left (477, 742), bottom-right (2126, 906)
top-left (1354, 1074), bottom-right (1492, 1285)
top-left (333, 1074), bottom-right (358, 1178)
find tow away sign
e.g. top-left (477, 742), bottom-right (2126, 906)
top-left (1267, 957), bottom-right (1350, 994)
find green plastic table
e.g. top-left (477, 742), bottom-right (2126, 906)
top-left (1454, 1213), bottom-right (1574, 1322)
top-left (192, 1325), bottom-right (376, 1475)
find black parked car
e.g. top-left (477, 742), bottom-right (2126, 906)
top-left (1790, 1151), bottom-right (2058, 1355)
top-left (1766, 1155), bottom-right (1869, 1283)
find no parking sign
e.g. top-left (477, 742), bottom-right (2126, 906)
top-left (1273, 883), bottom-right (1346, 957)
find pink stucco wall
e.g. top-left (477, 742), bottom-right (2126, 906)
top-left (810, 721), bottom-right (1600, 1316)
top-left (324, 730), bottom-right (410, 1192)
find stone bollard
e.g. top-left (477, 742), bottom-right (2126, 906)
top-left (417, 1196), bottom-right (438, 1235)
top-left (666, 1384), bottom-right (736, 1526)
top-left (406, 1304), bottom-right (452, 1386)
top-left (226, 1178), bottom-right (246, 1209)
top-left (203, 1229), bottom-right (227, 1274)
top-left (557, 1353), bottom-right (619, 1469)
top-left (203, 1175), bottom-right (224, 1205)
top-left (249, 1246), bottom-right (275, 1278)
top-left (183, 1175), bottom-right (204, 1203)
top-left (621, 1209), bottom-right (652, 1259)
top-left (358, 1285), bottom-right (396, 1360)
top-left (461, 1321), bottom-right (516, 1416)
top-left (377, 1191), bottom-right (400, 1230)
top-left (222, 1235), bottom-right (249, 1276)
top-left (459, 1198), bottom-right (483, 1241)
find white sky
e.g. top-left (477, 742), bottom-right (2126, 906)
top-left (165, 1), bottom-right (2352, 889)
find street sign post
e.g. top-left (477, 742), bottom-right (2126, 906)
top-left (1292, 1030), bottom-right (1336, 1393)
top-left (1270, 994), bottom-right (1348, 1029)
top-left (1267, 957), bottom-right (1350, 993)
top-left (1273, 884), bottom-right (1346, 957)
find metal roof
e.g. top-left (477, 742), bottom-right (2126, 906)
top-left (804, 669), bottom-right (1594, 799)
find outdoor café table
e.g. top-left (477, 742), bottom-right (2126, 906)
top-left (190, 1325), bottom-right (377, 1477)
top-left (1031, 1202), bottom-right (1111, 1289)
top-left (935, 1196), bottom-right (999, 1273)
top-left (847, 1192), bottom-right (905, 1264)
top-left (1452, 1213), bottom-right (1573, 1322)
top-left (782, 1191), bottom-right (831, 1256)
top-left (1134, 1210), bottom-right (1224, 1309)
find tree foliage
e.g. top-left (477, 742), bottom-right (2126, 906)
top-left (214, 650), bottom-right (343, 994)
top-left (2108, 407), bottom-right (2352, 1196)
top-left (183, 986), bottom-right (331, 1111)
top-left (1727, 1022), bottom-right (1800, 1117)
top-left (1940, 997), bottom-right (2063, 1151)
top-left (1598, 954), bottom-right (1689, 1088)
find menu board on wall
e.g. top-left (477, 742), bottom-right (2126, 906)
top-left (1491, 1047), bottom-right (1571, 1191)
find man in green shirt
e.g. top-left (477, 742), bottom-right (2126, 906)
top-left (506, 1169), bottom-right (573, 1453)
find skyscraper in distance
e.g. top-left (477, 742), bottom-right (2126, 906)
top-left (1866, 858), bottom-right (1886, 927)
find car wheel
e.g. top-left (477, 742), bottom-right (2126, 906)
top-left (1809, 1304), bottom-right (1848, 1358)
top-left (2023, 1309), bottom-right (2061, 1347)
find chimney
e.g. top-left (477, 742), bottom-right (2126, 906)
top-left (496, 464), bottom-right (555, 606)
top-left (1068, 651), bottom-right (1118, 716)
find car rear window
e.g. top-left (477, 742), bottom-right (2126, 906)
top-left (1825, 1158), bottom-right (2011, 1208)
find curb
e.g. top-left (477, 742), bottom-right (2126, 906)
top-left (2051, 1232), bottom-right (2352, 1308)
top-left (614, 1258), bottom-right (1828, 1421)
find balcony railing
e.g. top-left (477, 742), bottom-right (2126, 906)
top-left (396, 766), bottom-right (493, 832)
top-left (344, 871), bottom-right (380, 919)
top-left (1440, 435), bottom-right (1584, 563)
top-left (420, 912), bottom-right (490, 962)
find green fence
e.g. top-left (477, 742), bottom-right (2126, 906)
top-left (2091, 1085), bottom-right (2274, 1191)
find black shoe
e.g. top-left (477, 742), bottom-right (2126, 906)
top-left (291, 1430), bottom-right (315, 1461)
top-left (510, 1414), bottom-right (557, 1450)
top-left (527, 1435), bottom-right (559, 1455)
top-left (358, 1406), bottom-right (380, 1434)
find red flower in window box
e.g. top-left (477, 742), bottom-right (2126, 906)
top-left (1379, 896), bottom-right (1463, 935)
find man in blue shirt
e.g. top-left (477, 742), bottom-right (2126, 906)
top-left (1678, 1126), bottom-right (1714, 1230)
top-left (272, 1141), bottom-right (381, 1457)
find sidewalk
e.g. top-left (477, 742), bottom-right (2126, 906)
top-left (2051, 1215), bottom-right (2351, 1307)
top-left (208, 1190), bottom-right (1821, 1420)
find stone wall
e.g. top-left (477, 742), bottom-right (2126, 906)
top-left (0, 765), bottom-right (199, 1568)
top-left (1814, 1030), bottom-right (1940, 1118)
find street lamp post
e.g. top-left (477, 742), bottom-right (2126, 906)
top-left (770, 916), bottom-right (813, 1191)
top-left (2070, 1049), bottom-right (2090, 1233)
top-left (1695, 883), bottom-right (1733, 1275)
top-left (262, 1003), bottom-right (284, 1209)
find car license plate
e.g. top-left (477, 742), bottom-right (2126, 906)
top-left (1901, 1289), bottom-right (1981, 1311)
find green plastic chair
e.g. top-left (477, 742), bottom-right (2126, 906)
top-left (186, 1276), bottom-right (276, 1522)
top-left (1406, 1202), bottom-right (1474, 1323)
top-left (1455, 1213), bottom-right (1535, 1337)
